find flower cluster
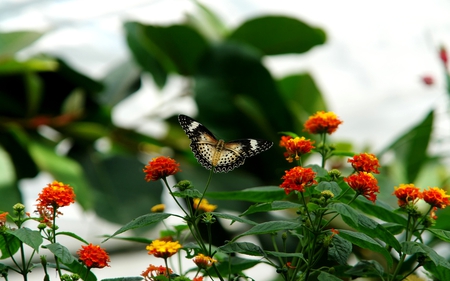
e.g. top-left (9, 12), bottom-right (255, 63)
top-left (280, 166), bottom-right (317, 195)
top-left (344, 153), bottom-right (381, 202)
top-left (280, 136), bottom-right (315, 163)
top-left (146, 239), bottom-right (182, 259)
top-left (144, 156), bottom-right (180, 182)
top-left (141, 264), bottom-right (173, 280)
top-left (347, 153), bottom-right (380, 174)
top-left (193, 198), bottom-right (217, 212)
top-left (193, 254), bottom-right (217, 269)
top-left (77, 243), bottom-right (110, 269)
top-left (36, 181), bottom-right (75, 208)
top-left (303, 111), bottom-right (343, 135)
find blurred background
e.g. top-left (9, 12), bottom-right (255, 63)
top-left (1, 0), bottom-right (450, 280)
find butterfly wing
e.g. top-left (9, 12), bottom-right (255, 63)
top-left (214, 139), bottom-right (273, 172)
top-left (178, 114), bottom-right (218, 171)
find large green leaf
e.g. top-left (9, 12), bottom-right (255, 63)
top-left (0, 232), bottom-right (20, 259)
top-left (232, 221), bottom-right (302, 241)
top-left (218, 241), bottom-right (265, 256)
top-left (241, 201), bottom-right (302, 216)
top-left (329, 233), bottom-right (352, 265)
top-left (351, 198), bottom-right (407, 227)
top-left (229, 16), bottom-right (326, 55)
top-left (0, 31), bottom-right (43, 59)
top-left (380, 110), bottom-right (433, 183)
top-left (7, 228), bottom-right (43, 253)
top-left (207, 186), bottom-right (286, 203)
top-left (402, 241), bottom-right (450, 267)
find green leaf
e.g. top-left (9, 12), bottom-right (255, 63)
top-left (172, 188), bottom-right (203, 198)
top-left (265, 251), bottom-right (304, 259)
top-left (423, 260), bottom-right (450, 280)
top-left (211, 256), bottom-right (259, 276)
top-left (337, 230), bottom-right (393, 267)
top-left (229, 16), bottom-right (326, 55)
top-left (0, 232), bottom-right (20, 259)
top-left (318, 271), bottom-right (343, 281)
top-left (7, 227), bottom-right (43, 252)
top-left (186, 1), bottom-right (228, 40)
top-left (45, 243), bottom-right (76, 264)
top-left (351, 198), bottom-right (407, 227)
top-left (207, 186), bottom-right (286, 203)
top-left (402, 241), bottom-right (450, 267)
top-left (218, 242), bottom-right (265, 256)
top-left (104, 213), bottom-right (171, 242)
top-left (330, 203), bottom-right (401, 253)
top-left (0, 31), bottom-right (43, 58)
top-left (241, 201), bottom-right (301, 216)
top-left (328, 233), bottom-right (352, 265)
top-left (233, 221), bottom-right (302, 241)
top-left (124, 22), bottom-right (167, 88)
top-left (211, 212), bottom-right (257, 226)
top-left (278, 73), bottom-right (328, 119)
top-left (344, 260), bottom-right (385, 278)
top-left (100, 235), bottom-right (152, 244)
top-left (101, 278), bottom-right (143, 281)
top-left (55, 231), bottom-right (89, 245)
top-left (0, 57), bottom-right (58, 74)
top-left (316, 181), bottom-right (341, 196)
top-left (428, 228), bottom-right (450, 243)
top-left (380, 110), bottom-right (433, 182)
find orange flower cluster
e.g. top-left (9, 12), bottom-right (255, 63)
top-left (0, 212), bottom-right (8, 227)
top-left (146, 239), bottom-right (182, 259)
top-left (348, 153), bottom-right (380, 174)
top-left (141, 264), bottom-right (173, 280)
top-left (193, 198), bottom-right (217, 212)
top-left (393, 184), bottom-right (423, 207)
top-left (423, 187), bottom-right (450, 209)
top-left (77, 243), bottom-right (110, 269)
top-left (144, 156), bottom-right (181, 182)
top-left (280, 136), bottom-right (315, 163)
top-left (304, 111), bottom-right (343, 135)
top-left (193, 254), bottom-right (217, 269)
top-left (36, 181), bottom-right (75, 208)
top-left (344, 172), bottom-right (379, 203)
top-left (280, 166), bottom-right (317, 195)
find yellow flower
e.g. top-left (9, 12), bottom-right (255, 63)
top-left (151, 204), bottom-right (165, 213)
top-left (193, 198), bottom-right (217, 212)
top-left (146, 240), bottom-right (181, 258)
top-left (193, 253), bottom-right (217, 269)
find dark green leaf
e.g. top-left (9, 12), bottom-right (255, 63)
top-left (0, 232), bottom-right (20, 259)
top-left (344, 260), bottom-right (385, 278)
top-left (100, 235), bottom-right (152, 244)
top-left (428, 228), bottom-right (450, 243)
top-left (241, 201), bottom-right (301, 216)
top-left (45, 243), bottom-right (76, 264)
top-left (218, 242), bottom-right (265, 256)
top-left (55, 231), bottom-right (89, 245)
top-left (424, 260), bottom-right (450, 280)
top-left (337, 230), bottom-right (393, 267)
top-left (211, 256), bottom-right (259, 276)
top-left (265, 251), bottom-right (303, 259)
top-left (104, 213), bottom-right (171, 242)
top-left (229, 16), bottom-right (326, 55)
top-left (233, 221), bottom-right (302, 241)
top-left (172, 188), bottom-right (203, 198)
top-left (207, 186), bottom-right (286, 203)
top-left (402, 241), bottom-right (450, 267)
top-left (351, 198), bottom-right (407, 227)
top-left (330, 203), bottom-right (401, 253)
top-left (316, 181), bottom-right (341, 196)
top-left (318, 271), bottom-right (343, 281)
top-left (328, 233), bottom-right (352, 265)
top-left (211, 212), bottom-right (257, 226)
top-left (7, 227), bottom-right (42, 252)
top-left (101, 278), bottom-right (143, 281)
top-left (380, 110), bottom-right (433, 182)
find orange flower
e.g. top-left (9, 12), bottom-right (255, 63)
top-left (151, 204), bottom-right (165, 213)
top-left (141, 264), bottom-right (173, 280)
top-left (193, 277), bottom-right (204, 281)
top-left (304, 111), bottom-right (343, 135)
top-left (36, 181), bottom-right (75, 208)
top-left (193, 198), bottom-right (217, 212)
top-left (330, 228), bottom-right (339, 238)
top-left (280, 166), bottom-right (317, 195)
top-left (0, 212), bottom-right (8, 227)
top-left (35, 205), bottom-right (55, 227)
top-left (281, 136), bottom-right (315, 163)
top-left (143, 156), bottom-right (180, 182)
top-left (422, 187), bottom-right (450, 209)
top-left (146, 239), bottom-right (181, 259)
top-left (393, 184), bottom-right (423, 207)
top-left (347, 153), bottom-right (380, 174)
top-left (344, 172), bottom-right (379, 202)
top-left (279, 135), bottom-right (293, 147)
top-left (77, 243), bottom-right (110, 269)
top-left (193, 254), bottom-right (217, 269)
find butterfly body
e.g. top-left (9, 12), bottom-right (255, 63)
top-left (178, 114), bottom-right (273, 173)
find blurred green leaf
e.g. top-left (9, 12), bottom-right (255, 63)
top-left (0, 31), bottom-right (43, 59)
top-left (0, 232), bottom-right (20, 259)
top-left (318, 271), bottom-right (343, 281)
top-left (228, 16), bottom-right (326, 56)
top-left (211, 256), bottom-right (259, 276)
top-left (380, 110), bottom-right (433, 183)
top-left (211, 212), bottom-right (257, 226)
top-left (186, 1), bottom-right (228, 40)
top-left (207, 186), bottom-right (286, 203)
top-left (0, 144), bottom-right (22, 209)
top-left (218, 242), bottom-right (265, 256)
top-left (232, 221), bottom-right (302, 241)
top-left (241, 201), bottom-right (301, 216)
top-left (55, 231), bottom-right (89, 245)
top-left (0, 57), bottom-right (58, 75)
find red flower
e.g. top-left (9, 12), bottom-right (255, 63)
top-left (393, 184), bottom-right (423, 207)
top-left (141, 264), bottom-right (173, 279)
top-left (77, 244), bottom-right (110, 269)
top-left (347, 153), bottom-right (380, 174)
top-left (423, 187), bottom-right (450, 209)
top-left (143, 156), bottom-right (180, 182)
top-left (422, 75), bottom-right (434, 86)
top-left (280, 166), bottom-right (317, 195)
top-left (0, 212), bottom-right (8, 227)
top-left (281, 136), bottom-right (315, 163)
top-left (344, 172), bottom-right (379, 202)
top-left (440, 46), bottom-right (448, 66)
top-left (193, 277), bottom-right (204, 281)
top-left (279, 136), bottom-right (293, 148)
top-left (304, 111), bottom-right (343, 135)
top-left (36, 181), bottom-right (75, 208)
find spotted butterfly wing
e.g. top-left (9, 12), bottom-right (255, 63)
top-left (178, 114), bottom-right (273, 173)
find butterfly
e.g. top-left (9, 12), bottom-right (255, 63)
top-left (178, 114), bottom-right (273, 173)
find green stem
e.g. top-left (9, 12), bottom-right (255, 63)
top-left (321, 133), bottom-right (327, 168)
top-left (194, 168), bottom-right (214, 218)
top-left (162, 178), bottom-right (189, 217)
top-left (164, 258), bottom-right (172, 281)
top-left (51, 206), bottom-right (63, 280)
